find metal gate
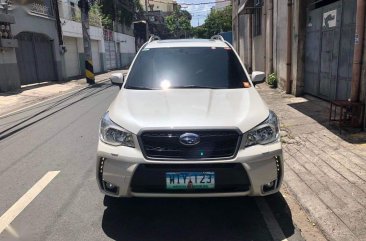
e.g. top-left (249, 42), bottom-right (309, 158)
top-left (64, 37), bottom-right (80, 78)
top-left (304, 0), bottom-right (356, 100)
top-left (105, 41), bottom-right (117, 70)
top-left (15, 32), bottom-right (57, 85)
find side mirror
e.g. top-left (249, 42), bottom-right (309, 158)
top-left (251, 71), bottom-right (266, 86)
top-left (110, 73), bottom-right (124, 88)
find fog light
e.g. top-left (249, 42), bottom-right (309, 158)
top-left (103, 181), bottom-right (118, 194)
top-left (262, 180), bottom-right (276, 193)
top-left (106, 182), bottom-right (115, 189)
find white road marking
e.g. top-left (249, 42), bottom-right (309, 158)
top-left (256, 197), bottom-right (289, 241)
top-left (5, 224), bottom-right (19, 238)
top-left (0, 171), bottom-right (60, 234)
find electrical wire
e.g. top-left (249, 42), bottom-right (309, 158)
top-left (148, 0), bottom-right (230, 6)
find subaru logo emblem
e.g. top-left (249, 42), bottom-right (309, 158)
top-left (179, 133), bottom-right (200, 146)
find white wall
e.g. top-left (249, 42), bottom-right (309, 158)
top-left (61, 19), bottom-right (103, 41)
top-left (114, 32), bottom-right (136, 54)
top-left (60, 9), bottom-right (135, 71)
top-left (61, 19), bottom-right (105, 54)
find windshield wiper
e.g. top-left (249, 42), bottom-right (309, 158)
top-left (170, 85), bottom-right (222, 89)
top-left (125, 86), bottom-right (155, 90)
top-left (126, 85), bottom-right (222, 90)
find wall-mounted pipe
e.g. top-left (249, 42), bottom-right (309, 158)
top-left (267, 0), bottom-right (274, 74)
top-left (350, 0), bottom-right (365, 102)
top-left (286, 0), bottom-right (293, 94)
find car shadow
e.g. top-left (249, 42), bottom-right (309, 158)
top-left (101, 192), bottom-right (296, 241)
top-left (287, 95), bottom-right (366, 144)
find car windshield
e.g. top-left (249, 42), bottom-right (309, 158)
top-left (124, 47), bottom-right (249, 90)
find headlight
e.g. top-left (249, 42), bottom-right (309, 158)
top-left (100, 112), bottom-right (135, 147)
top-left (245, 110), bottom-right (280, 147)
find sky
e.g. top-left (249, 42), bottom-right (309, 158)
top-left (176, 0), bottom-right (216, 27)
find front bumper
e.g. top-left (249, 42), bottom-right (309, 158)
top-left (96, 140), bottom-right (284, 198)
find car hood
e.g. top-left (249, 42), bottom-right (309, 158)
top-left (108, 88), bottom-right (269, 134)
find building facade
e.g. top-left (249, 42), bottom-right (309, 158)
top-left (0, 0), bottom-right (136, 92)
top-left (232, 0), bottom-right (366, 126)
top-left (140, 0), bottom-right (176, 12)
top-left (213, 0), bottom-right (231, 10)
top-left (59, 0), bottom-right (136, 80)
top-left (0, 0), bottom-right (62, 91)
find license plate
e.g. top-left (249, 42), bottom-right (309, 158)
top-left (166, 172), bottom-right (215, 190)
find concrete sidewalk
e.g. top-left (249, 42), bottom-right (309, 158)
top-left (257, 84), bottom-right (366, 241)
top-left (0, 70), bottom-right (126, 117)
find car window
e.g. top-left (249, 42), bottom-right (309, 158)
top-left (125, 47), bottom-right (249, 90)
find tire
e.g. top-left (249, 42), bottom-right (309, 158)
top-left (103, 195), bottom-right (121, 206)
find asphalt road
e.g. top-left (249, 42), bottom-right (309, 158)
top-left (0, 82), bottom-right (303, 241)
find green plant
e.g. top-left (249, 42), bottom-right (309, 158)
top-left (166, 10), bottom-right (192, 37)
top-left (192, 5), bottom-right (232, 39)
top-left (267, 73), bottom-right (278, 87)
top-left (98, 0), bottom-right (143, 29)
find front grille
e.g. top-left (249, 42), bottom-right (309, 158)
top-left (139, 130), bottom-right (241, 160)
top-left (130, 163), bottom-right (250, 193)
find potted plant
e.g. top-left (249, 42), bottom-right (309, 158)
top-left (267, 73), bottom-right (278, 88)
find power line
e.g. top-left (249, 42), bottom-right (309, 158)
top-left (188, 8), bottom-right (214, 12)
top-left (191, 13), bottom-right (210, 15)
top-left (180, 0), bottom-right (230, 5)
top-left (189, 7), bottom-right (229, 13)
top-left (189, 9), bottom-right (214, 13)
top-left (149, 0), bottom-right (230, 6)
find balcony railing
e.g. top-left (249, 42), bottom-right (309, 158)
top-left (3, 0), bottom-right (54, 17)
top-left (29, 2), bottom-right (52, 16)
top-left (58, 1), bottom-right (102, 27)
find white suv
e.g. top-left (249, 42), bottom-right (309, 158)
top-left (97, 36), bottom-right (283, 198)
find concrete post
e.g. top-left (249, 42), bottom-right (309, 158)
top-left (249, 15), bottom-right (253, 73)
top-left (351, 0), bottom-right (366, 102)
top-left (286, 0), bottom-right (293, 94)
top-left (267, 0), bottom-right (274, 75)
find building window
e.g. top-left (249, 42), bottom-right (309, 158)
top-left (253, 7), bottom-right (262, 36)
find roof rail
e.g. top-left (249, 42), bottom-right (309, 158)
top-left (210, 35), bottom-right (224, 41)
top-left (148, 35), bottom-right (161, 43)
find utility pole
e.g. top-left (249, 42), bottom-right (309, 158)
top-left (78, 0), bottom-right (95, 84)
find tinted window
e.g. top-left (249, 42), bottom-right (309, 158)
top-left (125, 47), bottom-right (249, 90)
